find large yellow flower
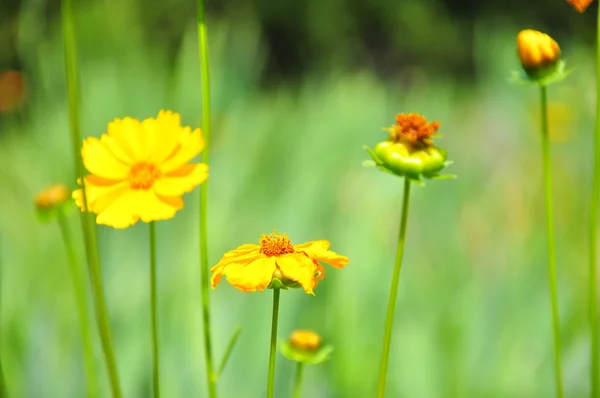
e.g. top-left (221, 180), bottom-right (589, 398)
top-left (73, 110), bottom-right (208, 228)
top-left (210, 232), bottom-right (349, 295)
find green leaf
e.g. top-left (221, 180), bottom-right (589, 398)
top-left (215, 326), bottom-right (243, 380)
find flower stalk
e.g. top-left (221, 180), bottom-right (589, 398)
top-left (376, 177), bottom-right (411, 398)
top-left (540, 85), bottom-right (564, 398)
top-left (57, 207), bottom-right (98, 398)
top-left (149, 221), bottom-right (160, 398)
top-left (61, 0), bottom-right (122, 395)
top-left (292, 363), bottom-right (304, 398)
top-left (267, 288), bottom-right (281, 398)
top-left (196, 0), bottom-right (216, 396)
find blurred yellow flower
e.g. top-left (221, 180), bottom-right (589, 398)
top-left (35, 184), bottom-right (69, 210)
top-left (290, 330), bottom-right (321, 351)
top-left (74, 110), bottom-right (208, 228)
top-left (567, 0), bottom-right (594, 12)
top-left (517, 30), bottom-right (561, 71)
top-left (210, 232), bottom-right (349, 295)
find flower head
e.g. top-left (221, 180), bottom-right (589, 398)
top-left (290, 330), bottom-right (321, 351)
top-left (280, 329), bottom-right (333, 365)
top-left (35, 184), bottom-right (71, 223)
top-left (567, 0), bottom-right (594, 12)
top-left (210, 232), bottom-right (349, 295)
top-left (517, 30), bottom-right (561, 75)
top-left (73, 110), bottom-right (208, 228)
top-left (364, 113), bottom-right (452, 181)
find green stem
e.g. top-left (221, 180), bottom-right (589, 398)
top-left (57, 209), bottom-right (98, 398)
top-left (149, 222), bottom-right (160, 398)
top-left (216, 326), bottom-right (242, 378)
top-left (590, 5), bottom-right (600, 397)
top-left (292, 363), bottom-right (304, 398)
top-left (266, 288), bottom-right (281, 398)
top-left (376, 177), bottom-right (411, 398)
top-left (0, 359), bottom-right (6, 398)
top-left (196, 0), bottom-right (216, 396)
top-left (61, 1), bottom-right (122, 396)
top-left (540, 85), bottom-right (564, 398)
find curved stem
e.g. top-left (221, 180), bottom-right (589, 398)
top-left (149, 222), bottom-right (160, 398)
top-left (376, 177), bottom-right (411, 398)
top-left (266, 288), bottom-right (281, 398)
top-left (196, 0), bottom-right (216, 396)
top-left (540, 85), bottom-right (564, 398)
top-left (61, 0), bottom-right (122, 396)
top-left (0, 246), bottom-right (6, 398)
top-left (292, 363), bottom-right (304, 398)
top-left (590, 5), bottom-right (600, 397)
top-left (57, 209), bottom-right (98, 398)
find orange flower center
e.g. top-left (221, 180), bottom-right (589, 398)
top-left (390, 113), bottom-right (440, 144)
top-left (128, 163), bottom-right (161, 189)
top-left (260, 232), bottom-right (295, 256)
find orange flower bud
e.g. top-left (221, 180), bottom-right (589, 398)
top-left (35, 184), bottom-right (69, 210)
top-left (566, 0), bottom-right (594, 12)
top-left (290, 330), bottom-right (321, 351)
top-left (517, 30), bottom-right (561, 72)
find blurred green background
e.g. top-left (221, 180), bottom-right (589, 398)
top-left (1, 0), bottom-right (599, 397)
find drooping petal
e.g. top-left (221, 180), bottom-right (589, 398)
top-left (210, 247), bottom-right (263, 286)
top-left (159, 128), bottom-right (205, 173)
top-left (152, 163), bottom-right (208, 196)
top-left (95, 190), bottom-right (180, 228)
top-left (295, 240), bottom-right (349, 269)
top-left (143, 110), bottom-right (186, 165)
top-left (212, 256), bottom-right (276, 292)
top-left (73, 175), bottom-right (129, 213)
top-left (107, 117), bottom-right (148, 162)
top-left (276, 253), bottom-right (318, 295)
top-left (81, 137), bottom-right (130, 180)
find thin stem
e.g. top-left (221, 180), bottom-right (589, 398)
top-left (149, 222), bottom-right (160, 398)
top-left (57, 209), bottom-right (98, 398)
top-left (196, 0), bottom-right (216, 396)
top-left (292, 363), bottom-right (304, 398)
top-left (216, 326), bottom-right (242, 378)
top-left (376, 177), bottom-right (411, 398)
top-left (540, 85), bottom-right (564, 398)
top-left (590, 5), bottom-right (600, 397)
top-left (61, 0), bottom-right (122, 396)
top-left (266, 288), bottom-right (281, 398)
top-left (0, 359), bottom-right (6, 398)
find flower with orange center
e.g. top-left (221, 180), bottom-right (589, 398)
top-left (73, 110), bottom-right (208, 228)
top-left (210, 232), bottom-right (349, 295)
top-left (389, 113), bottom-right (441, 147)
top-left (567, 0), bottom-right (594, 12)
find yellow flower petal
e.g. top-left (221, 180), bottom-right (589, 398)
top-left (73, 175), bottom-right (129, 213)
top-left (143, 110), bottom-right (187, 165)
top-left (276, 253), bottom-right (317, 295)
top-left (210, 247), bottom-right (263, 288)
top-left (107, 117), bottom-right (147, 162)
top-left (212, 255), bottom-right (276, 292)
top-left (153, 163), bottom-right (208, 196)
top-left (295, 240), bottom-right (349, 269)
top-left (95, 190), bottom-right (180, 228)
top-left (81, 137), bottom-right (130, 180)
top-left (159, 128), bottom-right (205, 173)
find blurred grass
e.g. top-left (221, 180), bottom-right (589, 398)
top-left (0, 1), bottom-right (599, 397)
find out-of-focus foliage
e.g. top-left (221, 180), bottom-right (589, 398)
top-left (0, 0), bottom-right (598, 397)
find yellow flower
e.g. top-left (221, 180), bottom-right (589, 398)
top-left (35, 184), bottom-right (69, 210)
top-left (566, 0), bottom-right (594, 12)
top-left (73, 110), bottom-right (208, 228)
top-left (290, 330), bottom-right (321, 351)
top-left (210, 232), bottom-right (349, 295)
top-left (517, 30), bottom-right (561, 71)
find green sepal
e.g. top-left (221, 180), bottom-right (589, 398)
top-left (268, 277), bottom-right (301, 290)
top-left (280, 342), bottom-right (334, 365)
top-left (510, 60), bottom-right (570, 87)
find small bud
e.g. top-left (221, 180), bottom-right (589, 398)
top-left (267, 268), bottom-right (301, 290)
top-left (290, 330), bottom-right (321, 351)
top-left (566, 0), bottom-right (594, 13)
top-left (35, 184), bottom-right (69, 210)
top-left (517, 30), bottom-right (561, 79)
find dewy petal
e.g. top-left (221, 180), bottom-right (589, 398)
top-left (81, 137), bottom-right (130, 179)
top-left (144, 110), bottom-right (188, 165)
top-left (107, 117), bottom-right (147, 162)
top-left (277, 253), bottom-right (318, 295)
top-left (295, 240), bottom-right (349, 269)
top-left (95, 190), bottom-right (180, 228)
top-left (159, 128), bottom-right (205, 173)
top-left (152, 163), bottom-right (208, 196)
top-left (213, 256), bottom-right (276, 292)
